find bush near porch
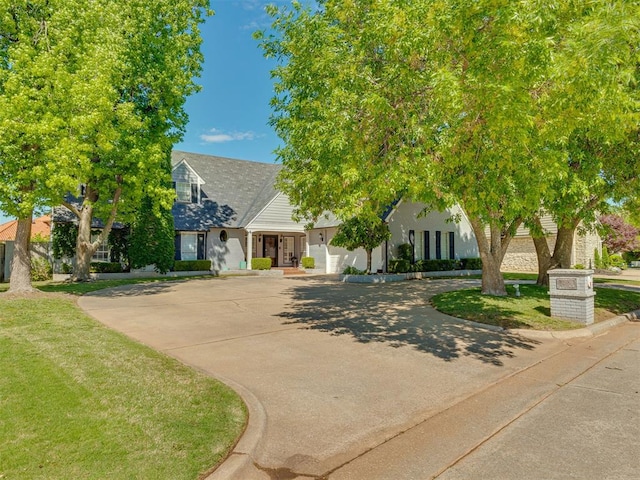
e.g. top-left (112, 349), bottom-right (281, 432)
top-left (251, 257), bottom-right (272, 270)
top-left (173, 259), bottom-right (212, 271)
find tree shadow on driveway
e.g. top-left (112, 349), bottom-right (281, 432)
top-left (278, 280), bottom-right (541, 366)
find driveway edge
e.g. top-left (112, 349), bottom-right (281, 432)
top-left (205, 375), bottom-right (267, 480)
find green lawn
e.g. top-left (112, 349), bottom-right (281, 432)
top-left (431, 284), bottom-right (640, 330)
top-left (0, 292), bottom-right (246, 479)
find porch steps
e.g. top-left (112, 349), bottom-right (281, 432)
top-left (274, 267), bottom-right (307, 276)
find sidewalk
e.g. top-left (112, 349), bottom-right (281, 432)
top-left (327, 322), bottom-right (640, 480)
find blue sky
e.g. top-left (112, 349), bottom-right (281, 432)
top-left (0, 0), bottom-right (291, 224)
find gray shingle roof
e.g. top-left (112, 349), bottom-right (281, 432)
top-left (171, 151), bottom-right (281, 231)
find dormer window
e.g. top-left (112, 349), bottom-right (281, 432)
top-left (176, 182), bottom-right (191, 203)
top-left (172, 159), bottom-right (203, 204)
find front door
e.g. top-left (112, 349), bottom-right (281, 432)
top-left (263, 235), bottom-right (278, 267)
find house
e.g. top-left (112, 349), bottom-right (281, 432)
top-left (171, 151), bottom-right (306, 271)
top-left (0, 214), bottom-right (51, 241)
top-left (308, 201), bottom-right (479, 273)
top-left (49, 151), bottom-right (601, 275)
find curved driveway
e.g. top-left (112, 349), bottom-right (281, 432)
top-left (79, 276), bottom-right (569, 479)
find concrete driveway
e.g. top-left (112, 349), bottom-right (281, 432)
top-left (78, 276), bottom-right (580, 478)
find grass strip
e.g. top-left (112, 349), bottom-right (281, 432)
top-left (0, 294), bottom-right (246, 479)
top-left (431, 284), bottom-right (640, 330)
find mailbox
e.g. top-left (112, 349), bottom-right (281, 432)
top-left (548, 269), bottom-right (595, 325)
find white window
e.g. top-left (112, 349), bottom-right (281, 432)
top-left (415, 231), bottom-right (423, 261)
top-left (181, 233), bottom-right (197, 260)
top-left (176, 182), bottom-right (192, 203)
top-left (91, 234), bottom-right (110, 262)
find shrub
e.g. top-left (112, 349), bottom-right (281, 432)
top-left (173, 260), bottom-right (211, 271)
top-left (573, 264), bottom-right (585, 270)
top-left (342, 265), bottom-right (366, 275)
top-left (301, 256), bottom-right (315, 269)
top-left (31, 257), bottom-right (53, 281)
top-left (90, 262), bottom-right (123, 273)
top-left (594, 248), bottom-right (602, 269)
top-left (251, 258), bottom-right (272, 270)
top-left (601, 245), bottom-right (611, 268)
top-left (397, 243), bottom-right (413, 262)
top-left (389, 259), bottom-right (411, 273)
top-left (610, 254), bottom-right (627, 269)
top-left (415, 259), bottom-right (459, 271)
top-left (460, 257), bottom-right (482, 270)
top-left (61, 262), bottom-right (73, 274)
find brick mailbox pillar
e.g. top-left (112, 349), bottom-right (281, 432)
top-left (548, 269), bottom-right (595, 325)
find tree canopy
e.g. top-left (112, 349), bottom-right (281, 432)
top-left (330, 215), bottom-right (391, 273)
top-left (258, 0), bottom-right (639, 295)
top-left (0, 0), bottom-right (210, 285)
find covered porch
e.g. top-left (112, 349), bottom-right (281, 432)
top-left (245, 230), bottom-right (308, 269)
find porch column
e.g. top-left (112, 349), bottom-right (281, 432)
top-left (246, 229), bottom-right (253, 270)
top-left (305, 232), bottom-right (310, 258)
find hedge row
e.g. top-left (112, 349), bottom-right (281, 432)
top-left (173, 260), bottom-right (212, 271)
top-left (388, 257), bottom-right (482, 274)
top-left (90, 262), bottom-right (123, 273)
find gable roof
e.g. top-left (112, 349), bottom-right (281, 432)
top-left (0, 215), bottom-right (51, 241)
top-left (171, 151), bottom-right (282, 231)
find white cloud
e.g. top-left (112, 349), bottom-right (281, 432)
top-left (200, 128), bottom-right (258, 143)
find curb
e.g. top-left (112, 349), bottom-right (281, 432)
top-left (205, 375), bottom-right (267, 480)
top-left (509, 311), bottom-right (638, 340)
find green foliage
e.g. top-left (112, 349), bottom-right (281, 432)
top-left (460, 258), bottom-right (483, 270)
top-left (397, 244), bottom-right (413, 262)
top-left (609, 254), bottom-right (627, 269)
top-left (61, 262), bottom-right (73, 274)
top-left (30, 258), bottom-right (52, 281)
top-left (173, 260), bottom-right (211, 272)
top-left (623, 251), bottom-right (640, 263)
top-left (129, 195), bottom-right (175, 274)
top-left (90, 262), bottom-right (123, 274)
top-left (573, 264), bottom-right (586, 270)
top-left (330, 217), bottom-right (391, 254)
top-left (388, 259), bottom-right (411, 274)
top-left (601, 246), bottom-right (611, 268)
top-left (594, 248), bottom-right (602, 269)
top-left (251, 258), bottom-right (272, 270)
top-left (107, 227), bottom-right (130, 266)
top-left (415, 259), bottom-right (459, 272)
top-left (301, 257), bottom-right (315, 269)
top-left (342, 266), bottom-right (366, 275)
top-left (52, 223), bottom-right (78, 259)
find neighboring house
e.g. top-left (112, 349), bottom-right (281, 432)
top-left (0, 214), bottom-right (51, 241)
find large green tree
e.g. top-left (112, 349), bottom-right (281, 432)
top-left (258, 0), bottom-right (559, 295)
top-left (0, 1), bottom-right (90, 292)
top-left (529, 0), bottom-right (639, 284)
top-left (0, 0), bottom-right (209, 287)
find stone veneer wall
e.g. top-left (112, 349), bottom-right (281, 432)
top-left (573, 230), bottom-right (601, 269)
top-left (501, 236), bottom-right (555, 272)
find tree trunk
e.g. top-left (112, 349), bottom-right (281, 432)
top-left (551, 226), bottom-right (575, 269)
top-left (72, 205), bottom-right (95, 282)
top-left (8, 215), bottom-right (35, 293)
top-left (468, 215), bottom-right (519, 296)
top-left (366, 249), bottom-right (372, 274)
top-left (533, 223), bottom-right (577, 286)
top-left (530, 216), bottom-right (552, 286)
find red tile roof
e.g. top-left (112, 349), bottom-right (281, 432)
top-left (0, 215), bottom-right (52, 241)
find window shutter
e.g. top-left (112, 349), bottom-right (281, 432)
top-left (424, 231), bottom-right (430, 260)
top-left (191, 183), bottom-right (199, 204)
top-left (409, 230), bottom-right (415, 264)
top-left (435, 231), bottom-right (441, 260)
top-left (197, 233), bottom-right (206, 260)
top-left (449, 232), bottom-right (455, 260)
top-left (174, 234), bottom-right (181, 260)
